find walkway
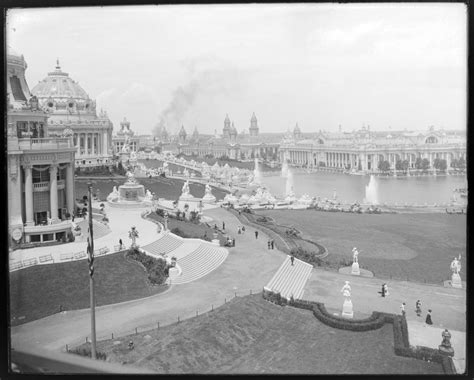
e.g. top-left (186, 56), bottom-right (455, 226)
top-left (9, 201), bottom-right (162, 270)
top-left (10, 206), bottom-right (466, 374)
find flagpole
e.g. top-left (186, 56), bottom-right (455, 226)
top-left (87, 183), bottom-right (97, 359)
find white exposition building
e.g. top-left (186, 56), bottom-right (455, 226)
top-left (31, 60), bottom-right (114, 169)
top-left (7, 49), bottom-right (76, 246)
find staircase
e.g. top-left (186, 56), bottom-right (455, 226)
top-left (142, 232), bottom-right (184, 256)
top-left (265, 256), bottom-right (313, 300)
top-left (169, 243), bottom-right (228, 285)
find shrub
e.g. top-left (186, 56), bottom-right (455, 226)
top-left (70, 344), bottom-right (107, 361)
top-left (171, 227), bottom-right (189, 239)
top-left (126, 248), bottom-right (169, 285)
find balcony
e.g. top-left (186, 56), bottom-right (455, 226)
top-left (33, 181), bottom-right (49, 192)
top-left (18, 137), bottom-right (74, 150)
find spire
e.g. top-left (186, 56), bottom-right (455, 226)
top-left (55, 58), bottom-right (61, 70)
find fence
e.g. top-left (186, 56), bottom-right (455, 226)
top-left (76, 288), bottom-right (261, 350)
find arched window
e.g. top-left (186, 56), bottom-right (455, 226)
top-left (425, 136), bottom-right (438, 144)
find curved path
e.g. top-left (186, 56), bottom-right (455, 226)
top-left (11, 207), bottom-right (287, 353)
top-left (10, 207), bottom-right (466, 373)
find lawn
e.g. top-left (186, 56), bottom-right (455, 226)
top-left (146, 212), bottom-right (227, 244)
top-left (9, 251), bottom-right (168, 326)
top-left (257, 209), bottom-right (466, 284)
top-left (84, 294), bottom-right (443, 374)
top-left (75, 176), bottom-right (228, 203)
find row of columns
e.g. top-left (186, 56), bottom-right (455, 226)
top-left (287, 150), bottom-right (465, 171)
top-left (23, 163), bottom-right (75, 226)
top-left (75, 131), bottom-right (108, 156)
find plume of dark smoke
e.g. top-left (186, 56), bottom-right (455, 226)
top-left (153, 64), bottom-right (245, 136)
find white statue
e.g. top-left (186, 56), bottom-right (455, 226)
top-left (145, 189), bottom-right (153, 201)
top-left (352, 247), bottom-right (359, 264)
top-left (130, 151), bottom-right (137, 161)
top-left (107, 186), bottom-right (120, 202)
top-left (450, 255), bottom-right (461, 274)
top-left (129, 226), bottom-right (139, 247)
top-left (205, 183), bottom-right (212, 196)
top-left (126, 171), bottom-right (136, 184)
top-left (182, 180), bottom-right (190, 195)
top-left (341, 281), bottom-right (351, 299)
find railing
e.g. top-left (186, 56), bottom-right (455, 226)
top-left (33, 181), bottom-right (49, 191)
top-left (10, 346), bottom-right (156, 374)
top-left (18, 137), bottom-right (74, 150)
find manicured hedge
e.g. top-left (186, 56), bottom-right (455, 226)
top-left (261, 290), bottom-right (456, 374)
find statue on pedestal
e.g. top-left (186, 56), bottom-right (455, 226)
top-left (438, 329), bottom-right (455, 356)
top-left (450, 255), bottom-right (461, 275)
top-left (129, 226), bottom-right (139, 248)
top-left (182, 180), bottom-right (190, 196)
top-left (352, 247), bottom-right (359, 264)
top-left (450, 255), bottom-right (462, 288)
top-left (341, 281), bottom-right (351, 299)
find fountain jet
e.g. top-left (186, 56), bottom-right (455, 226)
top-left (364, 175), bottom-right (378, 204)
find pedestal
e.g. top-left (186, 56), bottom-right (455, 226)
top-left (438, 345), bottom-right (455, 357)
top-left (451, 273), bottom-right (462, 288)
top-left (342, 299), bottom-right (354, 319)
top-left (351, 262), bottom-right (360, 275)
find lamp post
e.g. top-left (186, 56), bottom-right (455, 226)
top-left (87, 182), bottom-right (97, 359)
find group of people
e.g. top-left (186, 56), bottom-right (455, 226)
top-left (399, 300), bottom-right (432, 325)
top-left (267, 239), bottom-right (275, 250)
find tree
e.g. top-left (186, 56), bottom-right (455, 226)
top-left (378, 160), bottom-right (391, 172)
top-left (421, 158), bottom-right (430, 171)
top-left (250, 152), bottom-right (255, 159)
top-left (395, 160), bottom-right (403, 171)
top-left (414, 157), bottom-right (423, 170)
top-left (458, 157), bottom-right (466, 169)
top-left (433, 158), bottom-right (447, 171)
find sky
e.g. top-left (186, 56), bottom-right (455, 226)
top-left (6, 4), bottom-right (467, 136)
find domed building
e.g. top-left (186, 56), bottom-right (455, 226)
top-left (31, 60), bottom-right (113, 169)
top-left (7, 49), bottom-right (76, 246)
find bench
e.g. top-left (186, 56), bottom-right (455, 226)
top-left (10, 261), bottom-right (23, 271)
top-left (39, 254), bottom-right (53, 263)
top-left (22, 258), bottom-right (38, 267)
top-left (74, 251), bottom-right (86, 259)
top-left (60, 253), bottom-right (74, 261)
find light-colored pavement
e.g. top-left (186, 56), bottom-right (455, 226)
top-left (10, 201), bottom-right (163, 266)
top-left (11, 206), bottom-right (286, 353)
top-left (10, 205), bottom-right (466, 373)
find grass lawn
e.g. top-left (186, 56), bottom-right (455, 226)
top-left (86, 294), bottom-right (443, 374)
top-left (146, 213), bottom-right (227, 244)
top-left (257, 209), bottom-right (466, 284)
top-left (75, 176), bottom-right (228, 203)
top-left (9, 251), bottom-right (168, 326)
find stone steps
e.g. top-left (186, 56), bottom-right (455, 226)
top-left (170, 243), bottom-right (228, 285)
top-left (265, 256), bottom-right (313, 300)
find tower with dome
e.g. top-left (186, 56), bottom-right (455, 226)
top-left (31, 60), bottom-right (114, 169)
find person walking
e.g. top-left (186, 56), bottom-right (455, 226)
top-left (415, 300), bottom-right (422, 317)
top-left (383, 283), bottom-right (389, 296)
top-left (400, 302), bottom-right (406, 317)
top-left (381, 284), bottom-right (386, 297)
top-left (255, 230), bottom-right (258, 239)
top-left (271, 240), bottom-right (275, 249)
top-left (290, 255), bottom-right (295, 266)
top-left (425, 309), bottom-right (433, 325)
top-left (222, 221), bottom-right (225, 231)
top-left (238, 227), bottom-right (241, 234)
top-left (242, 226), bottom-right (245, 233)
top-left (119, 238), bottom-right (123, 250)
top-left (267, 240), bottom-right (271, 249)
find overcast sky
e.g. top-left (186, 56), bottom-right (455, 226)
top-left (7, 4), bottom-right (467, 136)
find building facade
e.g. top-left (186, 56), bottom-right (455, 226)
top-left (178, 113), bottom-right (281, 160)
top-left (280, 125), bottom-right (466, 172)
top-left (112, 117), bottom-right (140, 154)
top-left (7, 50), bottom-right (76, 246)
top-left (31, 61), bottom-right (114, 169)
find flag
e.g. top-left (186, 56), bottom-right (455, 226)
top-left (87, 236), bottom-right (94, 277)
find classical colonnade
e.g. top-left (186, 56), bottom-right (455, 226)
top-left (23, 162), bottom-right (75, 225)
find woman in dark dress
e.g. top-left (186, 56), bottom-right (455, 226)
top-left (425, 309), bottom-right (433, 325)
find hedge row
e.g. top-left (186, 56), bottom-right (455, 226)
top-left (261, 290), bottom-right (456, 374)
